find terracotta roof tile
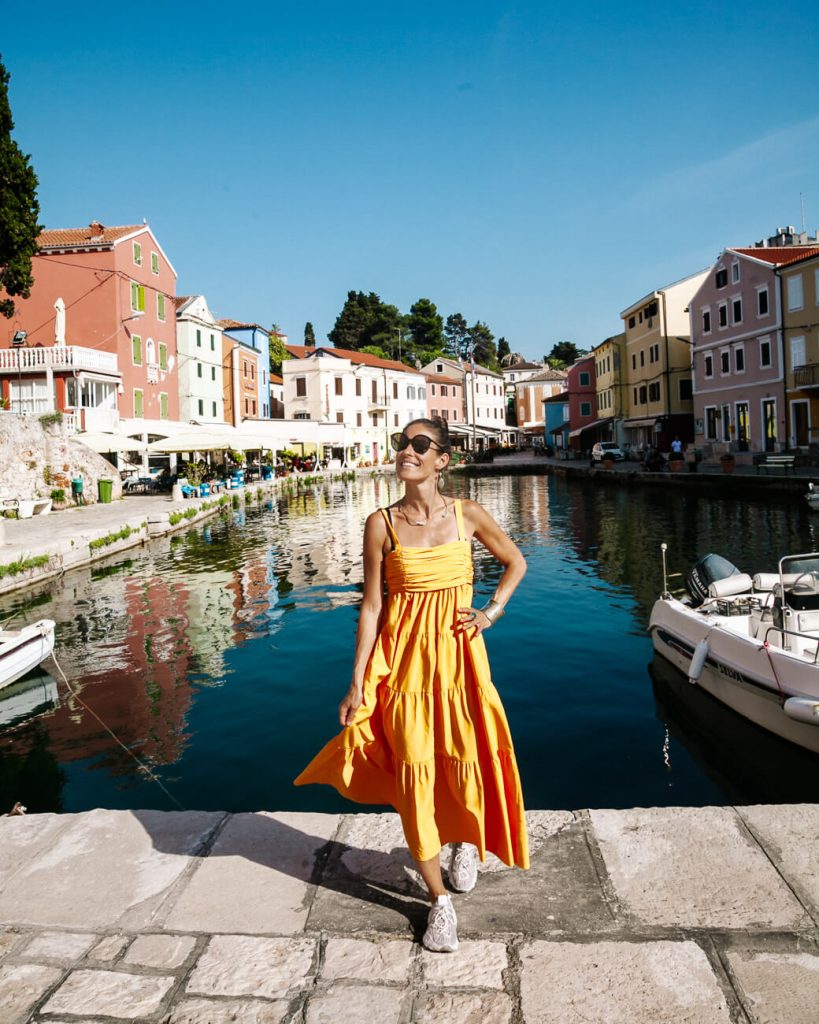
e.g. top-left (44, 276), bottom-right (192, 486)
top-left (217, 318), bottom-right (269, 332)
top-left (425, 373), bottom-right (462, 384)
top-left (731, 246), bottom-right (819, 267)
top-left (285, 345), bottom-right (315, 359)
top-left (38, 223), bottom-right (144, 249)
top-left (174, 295), bottom-right (192, 310)
top-left (314, 346), bottom-right (423, 374)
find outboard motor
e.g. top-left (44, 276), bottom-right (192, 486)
top-left (685, 553), bottom-right (743, 607)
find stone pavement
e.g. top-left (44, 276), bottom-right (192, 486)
top-left (1, 806), bottom-right (818, 1022)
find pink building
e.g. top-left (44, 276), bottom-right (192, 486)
top-left (0, 221), bottom-right (178, 429)
top-left (426, 373), bottom-right (463, 425)
top-left (566, 356), bottom-right (597, 453)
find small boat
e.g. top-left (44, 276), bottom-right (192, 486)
top-left (806, 482), bottom-right (819, 511)
top-left (0, 670), bottom-right (59, 728)
top-left (649, 548), bottom-right (819, 754)
top-left (0, 620), bottom-right (56, 691)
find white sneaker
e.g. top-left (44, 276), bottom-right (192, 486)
top-left (422, 894), bottom-right (459, 953)
top-left (449, 842), bottom-right (478, 893)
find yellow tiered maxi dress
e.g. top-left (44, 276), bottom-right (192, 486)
top-left (294, 500), bottom-right (529, 868)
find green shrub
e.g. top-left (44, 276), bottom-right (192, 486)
top-left (0, 554), bottom-right (50, 579)
top-left (50, 488), bottom-right (65, 503)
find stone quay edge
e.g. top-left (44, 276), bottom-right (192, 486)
top-left (0, 805), bottom-right (817, 1023)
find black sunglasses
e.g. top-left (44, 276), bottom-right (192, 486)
top-left (390, 432), bottom-right (443, 455)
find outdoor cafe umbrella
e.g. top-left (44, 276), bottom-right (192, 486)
top-left (146, 430), bottom-right (272, 454)
top-left (74, 432), bottom-right (148, 454)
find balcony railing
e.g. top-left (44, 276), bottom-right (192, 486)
top-left (0, 345), bottom-right (119, 375)
top-left (794, 363), bottom-right (819, 389)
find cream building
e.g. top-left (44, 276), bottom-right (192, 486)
top-left (591, 333), bottom-right (626, 444)
top-left (175, 296), bottom-right (226, 424)
top-left (423, 357), bottom-right (508, 448)
top-left (515, 368), bottom-right (567, 440)
top-left (283, 346), bottom-right (425, 465)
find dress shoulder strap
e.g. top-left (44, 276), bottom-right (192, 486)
top-left (380, 508), bottom-right (401, 549)
top-left (454, 499), bottom-right (467, 542)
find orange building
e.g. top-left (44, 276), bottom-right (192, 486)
top-left (0, 221), bottom-right (178, 428)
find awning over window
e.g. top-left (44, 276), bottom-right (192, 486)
top-left (623, 417), bottom-right (659, 428)
top-left (569, 416), bottom-right (614, 438)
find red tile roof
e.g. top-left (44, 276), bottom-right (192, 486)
top-left (38, 223), bottom-right (144, 249)
top-left (731, 246), bottom-right (819, 267)
top-left (287, 345), bottom-right (422, 374)
top-left (285, 345), bottom-right (316, 359)
top-left (217, 319), bottom-right (269, 332)
top-left (270, 373), bottom-right (283, 384)
top-left (174, 295), bottom-right (192, 310)
top-left (425, 373), bottom-right (462, 384)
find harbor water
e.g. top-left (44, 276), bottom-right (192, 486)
top-left (2, 473), bottom-right (819, 815)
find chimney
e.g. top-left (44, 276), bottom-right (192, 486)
top-left (89, 220), bottom-right (104, 237)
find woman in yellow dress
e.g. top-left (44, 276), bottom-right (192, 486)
top-left (294, 417), bottom-right (528, 951)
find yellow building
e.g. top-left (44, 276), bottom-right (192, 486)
top-left (778, 250), bottom-right (819, 446)
top-left (591, 333), bottom-right (626, 441)
top-left (619, 270), bottom-right (708, 451)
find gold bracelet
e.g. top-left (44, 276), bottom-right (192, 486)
top-left (480, 599), bottom-right (505, 627)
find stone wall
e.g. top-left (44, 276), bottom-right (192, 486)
top-left (0, 413), bottom-right (123, 506)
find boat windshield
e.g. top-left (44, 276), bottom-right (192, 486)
top-left (780, 553), bottom-right (819, 578)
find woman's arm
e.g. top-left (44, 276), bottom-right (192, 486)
top-left (339, 511), bottom-right (387, 725)
top-left (456, 499), bottom-right (527, 637)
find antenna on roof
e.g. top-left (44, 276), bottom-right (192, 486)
top-left (800, 193), bottom-right (806, 234)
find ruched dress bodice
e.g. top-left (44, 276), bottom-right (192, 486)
top-left (295, 500), bottom-right (529, 869)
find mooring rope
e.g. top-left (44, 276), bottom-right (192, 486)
top-left (49, 650), bottom-right (186, 812)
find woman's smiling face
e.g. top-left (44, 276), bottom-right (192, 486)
top-left (395, 424), bottom-right (448, 482)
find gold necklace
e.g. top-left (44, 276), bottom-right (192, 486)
top-left (398, 498), bottom-right (449, 526)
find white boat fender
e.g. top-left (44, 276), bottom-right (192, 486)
top-left (689, 638), bottom-right (710, 684)
top-left (783, 698), bottom-right (819, 725)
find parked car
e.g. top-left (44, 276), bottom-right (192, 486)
top-left (591, 442), bottom-right (625, 462)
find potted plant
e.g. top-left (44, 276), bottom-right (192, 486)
top-left (720, 451), bottom-right (735, 475)
top-left (668, 451), bottom-right (685, 473)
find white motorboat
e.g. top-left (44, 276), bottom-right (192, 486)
top-left (0, 620), bottom-right (56, 691)
top-left (0, 670), bottom-right (59, 728)
top-left (806, 482), bottom-right (819, 511)
top-left (649, 549), bottom-right (819, 754)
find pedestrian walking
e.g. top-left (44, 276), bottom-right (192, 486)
top-left (295, 417), bottom-right (529, 952)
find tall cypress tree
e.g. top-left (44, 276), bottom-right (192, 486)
top-left (0, 56), bottom-right (41, 318)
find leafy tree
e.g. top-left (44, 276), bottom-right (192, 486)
top-left (545, 341), bottom-right (584, 368)
top-left (304, 321), bottom-right (316, 347)
top-left (328, 291), bottom-right (384, 351)
top-left (0, 56), bottom-right (41, 319)
top-left (268, 329), bottom-right (289, 375)
top-left (467, 321), bottom-right (498, 371)
top-left (406, 298), bottom-right (444, 365)
top-left (444, 312), bottom-right (469, 359)
top-left (497, 336), bottom-right (511, 364)
top-left (360, 344), bottom-right (389, 360)
top-left (367, 302), bottom-right (404, 358)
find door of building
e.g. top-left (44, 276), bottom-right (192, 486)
top-left (735, 402), bottom-right (750, 451)
top-left (762, 399), bottom-right (777, 452)
top-left (792, 400), bottom-right (810, 447)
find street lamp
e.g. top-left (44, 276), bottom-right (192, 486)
top-left (11, 331), bottom-right (27, 414)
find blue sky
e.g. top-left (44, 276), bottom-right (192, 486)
top-left (3, 1), bottom-right (818, 360)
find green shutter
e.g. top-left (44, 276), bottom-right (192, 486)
top-left (132, 335), bottom-right (142, 364)
top-left (160, 393), bottom-right (168, 419)
top-left (134, 390), bottom-right (143, 417)
top-left (133, 242), bottom-right (142, 266)
top-left (157, 293), bottom-right (165, 320)
top-left (159, 343), bottom-right (168, 371)
top-left (196, 329), bottom-right (201, 347)
top-left (151, 252), bottom-right (159, 274)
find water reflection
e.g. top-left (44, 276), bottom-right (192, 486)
top-left (0, 474), bottom-right (817, 814)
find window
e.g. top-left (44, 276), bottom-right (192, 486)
top-left (392, 382), bottom-right (398, 399)
top-left (735, 345), bottom-right (745, 372)
top-left (648, 382), bottom-right (660, 402)
top-left (133, 241), bottom-right (142, 266)
top-left (371, 413), bottom-right (378, 426)
top-left (407, 385), bottom-right (416, 400)
top-left (296, 376), bottom-right (306, 397)
top-left (431, 383), bottom-right (436, 396)
top-left (243, 362), bottom-right (247, 378)
top-left (334, 377), bottom-right (343, 396)
top-left (133, 389), bottom-right (144, 417)
top-left (355, 378), bottom-right (362, 397)
top-left (731, 262), bottom-right (740, 284)
top-left (628, 316), bottom-right (636, 328)
top-left (431, 408), bottom-right (438, 417)
top-left (757, 288), bottom-right (769, 316)
top-left (336, 411), bottom-right (344, 423)
top-left (632, 354), bottom-right (636, 370)
top-left (371, 380), bottom-right (378, 401)
top-left (731, 297), bottom-right (742, 324)
top-left (452, 411), bottom-right (457, 421)
top-left (791, 336), bottom-right (806, 369)
top-left (720, 349), bottom-right (730, 374)
top-left (196, 329), bottom-right (202, 347)
top-left (132, 334), bottom-right (142, 365)
top-left (159, 393), bottom-right (169, 419)
top-left (639, 385), bottom-right (647, 403)
top-left (394, 413), bottom-right (399, 426)
top-left (244, 398), bottom-right (249, 415)
top-left (130, 282), bottom-right (145, 312)
top-left (356, 412), bottom-right (362, 427)
top-left (679, 379), bottom-right (693, 400)
top-left (718, 303), bottom-right (728, 328)
top-left (211, 366), bottom-right (216, 381)
top-left (436, 363), bottom-right (443, 372)
top-left (211, 401), bottom-right (216, 416)
top-left (294, 411), bottom-right (310, 420)
top-left (151, 251), bottom-right (159, 275)
top-left (159, 343), bottom-right (167, 370)
top-left (715, 268), bottom-right (728, 288)
top-left (198, 399), bottom-right (204, 415)
top-left (787, 275), bottom-right (804, 311)
top-left (705, 407), bottom-right (717, 439)
top-left (580, 401), bottom-right (591, 416)
top-left (633, 387), bottom-right (638, 403)
top-left (145, 338), bottom-right (156, 365)
top-left (579, 372), bottom-right (590, 386)
top-left (210, 334), bottom-right (215, 350)
top-left (441, 385), bottom-right (448, 396)
top-left (157, 293), bottom-right (166, 321)
top-left (760, 336), bottom-right (772, 367)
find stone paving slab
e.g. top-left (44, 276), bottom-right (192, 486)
top-left (163, 811), bottom-right (340, 934)
top-left (589, 806), bottom-right (810, 930)
top-left (1, 807), bottom-right (819, 1021)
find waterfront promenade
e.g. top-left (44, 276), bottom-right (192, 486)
top-left (1, 805), bottom-right (818, 1023)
